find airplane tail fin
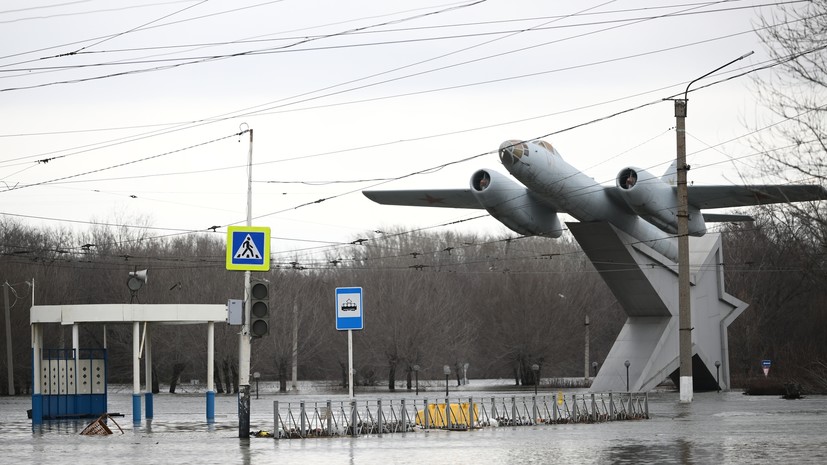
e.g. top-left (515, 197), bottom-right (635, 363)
top-left (662, 160), bottom-right (678, 186)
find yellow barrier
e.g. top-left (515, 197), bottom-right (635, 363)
top-left (415, 402), bottom-right (478, 428)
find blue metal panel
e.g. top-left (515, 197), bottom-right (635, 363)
top-left (206, 391), bottom-right (215, 423)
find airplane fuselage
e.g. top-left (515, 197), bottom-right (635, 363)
top-left (497, 139), bottom-right (679, 260)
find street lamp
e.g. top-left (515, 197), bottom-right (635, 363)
top-left (413, 365), bottom-right (420, 396)
top-left (715, 360), bottom-right (721, 392)
top-left (443, 365), bottom-right (451, 397)
top-left (671, 51), bottom-right (753, 405)
top-left (531, 364), bottom-right (540, 395)
top-left (624, 360), bottom-right (631, 392)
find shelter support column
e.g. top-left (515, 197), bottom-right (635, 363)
top-left (132, 321), bottom-right (141, 424)
top-left (31, 324), bottom-right (43, 426)
top-left (144, 324), bottom-right (153, 420)
top-left (72, 324), bottom-right (80, 416)
top-left (206, 321), bottom-right (215, 423)
top-left (72, 323), bottom-right (79, 363)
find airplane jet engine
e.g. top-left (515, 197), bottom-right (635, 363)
top-left (470, 169), bottom-right (562, 238)
top-left (616, 167), bottom-right (706, 235)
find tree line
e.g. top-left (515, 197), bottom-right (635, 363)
top-left (2, 209), bottom-right (826, 395)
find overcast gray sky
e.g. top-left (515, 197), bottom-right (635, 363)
top-left (0, 0), bottom-right (798, 262)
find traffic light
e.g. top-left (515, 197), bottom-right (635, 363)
top-left (250, 279), bottom-right (269, 338)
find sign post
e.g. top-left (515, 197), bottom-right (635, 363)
top-left (336, 287), bottom-right (363, 399)
top-left (762, 359), bottom-right (771, 377)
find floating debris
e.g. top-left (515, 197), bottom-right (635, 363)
top-left (80, 414), bottom-right (124, 436)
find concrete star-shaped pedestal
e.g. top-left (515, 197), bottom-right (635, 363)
top-left (568, 222), bottom-right (747, 393)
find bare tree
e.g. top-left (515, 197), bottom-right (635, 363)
top-left (751, 1), bottom-right (827, 242)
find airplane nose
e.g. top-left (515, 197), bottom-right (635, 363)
top-left (499, 140), bottom-right (527, 167)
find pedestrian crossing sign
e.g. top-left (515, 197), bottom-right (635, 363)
top-left (226, 226), bottom-right (270, 271)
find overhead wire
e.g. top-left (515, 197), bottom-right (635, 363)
top-left (65, 0), bottom-right (210, 55)
top-left (1, 55), bottom-right (815, 260)
top-left (0, 1), bottom-right (799, 73)
top-left (1, 50), bottom-right (810, 255)
top-left (0, 8), bottom-right (789, 171)
top-left (1, 2), bottom-right (817, 269)
top-left (0, 0), bottom-right (490, 88)
top-left (0, 131), bottom-right (244, 193)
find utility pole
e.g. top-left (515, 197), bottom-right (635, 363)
top-left (238, 128), bottom-right (254, 437)
top-left (674, 97), bottom-right (692, 403)
top-left (673, 51), bottom-right (753, 404)
top-left (291, 302), bottom-right (298, 391)
top-left (3, 283), bottom-right (14, 395)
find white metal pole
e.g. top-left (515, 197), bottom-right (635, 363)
top-left (133, 322), bottom-right (140, 393)
top-left (348, 329), bottom-right (354, 399)
top-left (31, 325), bottom-right (38, 396)
top-left (238, 128), bottom-right (254, 438)
top-left (207, 322), bottom-right (215, 392)
top-left (133, 321), bottom-right (141, 423)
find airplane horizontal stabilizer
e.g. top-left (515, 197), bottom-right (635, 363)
top-left (362, 189), bottom-right (482, 209)
top-left (703, 213), bottom-right (753, 223)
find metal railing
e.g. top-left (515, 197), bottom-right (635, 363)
top-left (271, 392), bottom-right (648, 439)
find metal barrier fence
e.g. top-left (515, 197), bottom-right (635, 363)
top-left (271, 392), bottom-right (648, 439)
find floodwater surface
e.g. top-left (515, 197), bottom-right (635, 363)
top-left (1, 386), bottom-right (825, 465)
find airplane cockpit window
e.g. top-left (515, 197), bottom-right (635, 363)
top-left (620, 169), bottom-right (637, 190)
top-left (536, 140), bottom-right (554, 152)
top-left (499, 140), bottom-right (528, 166)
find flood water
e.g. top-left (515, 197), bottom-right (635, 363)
top-left (1, 384), bottom-right (825, 465)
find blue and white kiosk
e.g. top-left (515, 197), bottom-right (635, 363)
top-left (30, 303), bottom-right (227, 426)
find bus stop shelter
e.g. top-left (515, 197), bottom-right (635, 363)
top-left (30, 304), bottom-right (227, 426)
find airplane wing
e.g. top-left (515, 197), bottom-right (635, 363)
top-left (688, 185), bottom-right (827, 209)
top-left (363, 189), bottom-right (483, 209)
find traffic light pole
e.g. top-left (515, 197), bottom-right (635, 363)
top-left (238, 128), bottom-right (253, 438)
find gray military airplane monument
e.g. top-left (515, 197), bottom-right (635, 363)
top-left (363, 139), bottom-right (827, 393)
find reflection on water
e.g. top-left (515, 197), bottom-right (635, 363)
top-left (2, 389), bottom-right (827, 465)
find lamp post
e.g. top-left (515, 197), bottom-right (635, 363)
top-left (671, 52), bottom-right (753, 404)
top-left (413, 365), bottom-right (420, 396)
top-left (584, 315), bottom-right (590, 381)
top-left (531, 364), bottom-right (540, 396)
top-left (443, 365), bottom-right (451, 397)
top-left (715, 361), bottom-right (721, 392)
top-left (253, 372), bottom-right (260, 400)
top-left (624, 360), bottom-right (631, 392)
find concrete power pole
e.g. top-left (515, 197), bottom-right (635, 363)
top-left (673, 51), bottom-right (753, 404)
top-left (674, 98), bottom-right (693, 403)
